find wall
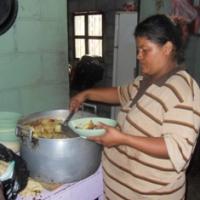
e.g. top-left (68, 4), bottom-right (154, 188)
top-left (139, 0), bottom-right (171, 20)
top-left (139, 0), bottom-right (200, 84)
top-left (68, 0), bottom-right (127, 86)
top-left (0, 0), bottom-right (69, 115)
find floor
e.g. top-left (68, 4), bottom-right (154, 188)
top-left (187, 172), bottom-right (200, 200)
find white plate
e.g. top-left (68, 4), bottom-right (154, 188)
top-left (68, 117), bottom-right (117, 138)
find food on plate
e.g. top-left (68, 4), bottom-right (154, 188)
top-left (23, 118), bottom-right (68, 139)
top-left (75, 120), bottom-right (99, 130)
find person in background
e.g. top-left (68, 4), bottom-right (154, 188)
top-left (69, 14), bottom-right (200, 200)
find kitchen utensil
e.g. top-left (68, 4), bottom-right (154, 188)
top-left (16, 109), bottom-right (102, 184)
top-left (62, 111), bottom-right (75, 127)
top-left (61, 111), bottom-right (78, 138)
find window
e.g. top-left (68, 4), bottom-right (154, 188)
top-left (73, 12), bottom-right (103, 59)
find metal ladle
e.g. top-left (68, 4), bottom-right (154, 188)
top-left (61, 111), bottom-right (78, 138)
top-left (62, 111), bottom-right (75, 127)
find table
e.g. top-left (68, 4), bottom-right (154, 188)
top-left (17, 165), bottom-right (104, 200)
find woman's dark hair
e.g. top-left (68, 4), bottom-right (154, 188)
top-left (134, 14), bottom-right (185, 64)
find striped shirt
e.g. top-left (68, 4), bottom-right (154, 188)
top-left (102, 69), bottom-right (200, 200)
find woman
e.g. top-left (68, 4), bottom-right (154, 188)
top-left (70, 14), bottom-right (200, 200)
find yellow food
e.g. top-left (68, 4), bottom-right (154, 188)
top-left (77, 120), bottom-right (98, 130)
top-left (24, 118), bottom-right (67, 139)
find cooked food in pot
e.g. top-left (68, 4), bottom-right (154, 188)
top-left (24, 118), bottom-right (68, 139)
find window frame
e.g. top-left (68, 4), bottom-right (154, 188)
top-left (72, 11), bottom-right (104, 59)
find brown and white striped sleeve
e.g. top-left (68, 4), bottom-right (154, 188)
top-left (162, 82), bottom-right (200, 172)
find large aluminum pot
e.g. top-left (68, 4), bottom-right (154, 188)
top-left (16, 109), bottom-right (102, 184)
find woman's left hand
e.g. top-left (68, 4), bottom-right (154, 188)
top-left (88, 123), bottom-right (124, 147)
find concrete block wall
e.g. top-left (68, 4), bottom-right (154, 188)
top-left (0, 0), bottom-right (69, 115)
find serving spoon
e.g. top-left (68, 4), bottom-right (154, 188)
top-left (62, 111), bottom-right (75, 127)
top-left (61, 111), bottom-right (78, 138)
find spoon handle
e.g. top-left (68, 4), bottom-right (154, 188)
top-left (63, 111), bottom-right (75, 126)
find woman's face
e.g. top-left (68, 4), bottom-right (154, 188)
top-left (136, 36), bottom-right (172, 77)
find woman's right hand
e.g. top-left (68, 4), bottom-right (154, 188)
top-left (69, 91), bottom-right (87, 112)
top-left (69, 87), bottom-right (119, 112)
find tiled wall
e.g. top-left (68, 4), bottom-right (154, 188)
top-left (0, 0), bottom-right (69, 115)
